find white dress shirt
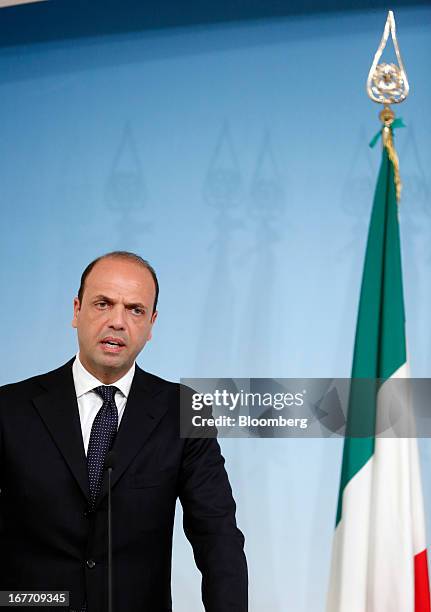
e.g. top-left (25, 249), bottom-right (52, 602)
top-left (72, 353), bottom-right (135, 455)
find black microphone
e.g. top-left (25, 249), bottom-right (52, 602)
top-left (104, 451), bottom-right (116, 471)
top-left (104, 452), bottom-right (116, 612)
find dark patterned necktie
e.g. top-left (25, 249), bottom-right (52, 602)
top-left (87, 385), bottom-right (119, 511)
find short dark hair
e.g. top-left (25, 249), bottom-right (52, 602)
top-left (77, 251), bottom-right (159, 314)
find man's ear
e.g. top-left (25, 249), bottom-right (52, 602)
top-left (72, 297), bottom-right (81, 329)
top-left (147, 310), bottom-right (158, 341)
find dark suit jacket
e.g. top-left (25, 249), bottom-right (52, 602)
top-left (0, 360), bottom-right (248, 612)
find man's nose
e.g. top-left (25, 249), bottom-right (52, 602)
top-left (108, 304), bottom-right (126, 329)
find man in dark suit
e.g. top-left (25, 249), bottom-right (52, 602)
top-left (0, 251), bottom-right (248, 612)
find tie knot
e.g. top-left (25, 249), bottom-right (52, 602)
top-left (93, 385), bottom-right (118, 403)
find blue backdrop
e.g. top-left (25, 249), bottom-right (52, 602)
top-left (1, 3), bottom-right (430, 610)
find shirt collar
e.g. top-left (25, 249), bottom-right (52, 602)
top-left (72, 353), bottom-right (135, 399)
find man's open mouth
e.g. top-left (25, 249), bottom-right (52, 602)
top-left (100, 338), bottom-right (126, 348)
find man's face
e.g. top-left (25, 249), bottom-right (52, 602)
top-left (72, 258), bottom-right (157, 383)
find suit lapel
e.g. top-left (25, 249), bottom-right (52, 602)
top-left (95, 366), bottom-right (170, 508)
top-left (30, 361), bottom-right (170, 508)
top-left (32, 360), bottom-right (90, 501)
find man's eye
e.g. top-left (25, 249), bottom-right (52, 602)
top-left (132, 308), bottom-right (144, 316)
top-left (96, 302), bottom-right (108, 309)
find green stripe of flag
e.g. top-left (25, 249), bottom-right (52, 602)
top-left (336, 145), bottom-right (406, 526)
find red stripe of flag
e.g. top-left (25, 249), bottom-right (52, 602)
top-left (415, 549), bottom-right (431, 612)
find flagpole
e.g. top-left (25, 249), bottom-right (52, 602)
top-left (326, 11), bottom-right (431, 612)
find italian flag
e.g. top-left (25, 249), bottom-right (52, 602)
top-left (326, 139), bottom-right (431, 611)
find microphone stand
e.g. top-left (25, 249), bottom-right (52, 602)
top-left (105, 452), bottom-right (116, 612)
top-left (108, 465), bottom-right (113, 612)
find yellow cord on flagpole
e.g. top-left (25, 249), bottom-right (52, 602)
top-left (379, 107), bottom-right (402, 202)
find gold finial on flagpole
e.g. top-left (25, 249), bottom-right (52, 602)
top-left (367, 10), bottom-right (409, 106)
top-left (366, 11), bottom-right (409, 201)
